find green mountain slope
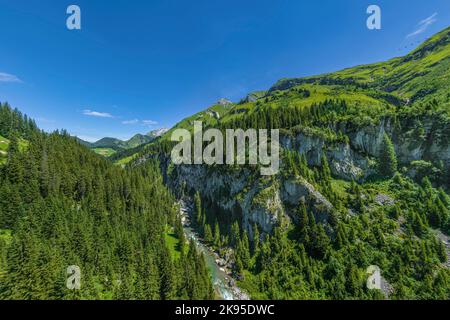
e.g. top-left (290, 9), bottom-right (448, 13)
top-left (91, 137), bottom-right (128, 149)
top-left (78, 131), bottom-right (166, 157)
top-left (126, 27), bottom-right (450, 300)
top-left (0, 106), bottom-right (214, 300)
top-left (0, 135), bottom-right (9, 165)
top-left (126, 133), bottom-right (154, 148)
top-left (161, 99), bottom-right (234, 141)
top-left (112, 100), bottom-right (234, 165)
top-left (269, 26), bottom-right (450, 106)
top-left (183, 25), bottom-right (450, 132)
top-left (116, 26), bottom-right (450, 166)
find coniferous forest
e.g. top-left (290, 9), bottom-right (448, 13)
top-left (0, 103), bottom-right (213, 300)
top-left (0, 23), bottom-right (450, 302)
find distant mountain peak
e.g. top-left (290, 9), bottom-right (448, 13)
top-left (147, 128), bottom-right (169, 138)
top-left (217, 98), bottom-right (232, 106)
top-left (76, 131), bottom-right (162, 155)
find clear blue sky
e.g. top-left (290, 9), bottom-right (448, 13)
top-left (0, 0), bottom-right (449, 142)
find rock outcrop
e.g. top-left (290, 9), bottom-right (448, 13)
top-left (164, 162), bottom-right (335, 234)
top-left (282, 178), bottom-right (333, 224)
top-left (141, 112), bottom-right (450, 236)
top-left (344, 115), bottom-right (450, 171)
top-left (280, 114), bottom-right (450, 182)
top-left (280, 131), bottom-right (372, 181)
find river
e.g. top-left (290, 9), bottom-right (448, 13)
top-left (178, 199), bottom-right (250, 300)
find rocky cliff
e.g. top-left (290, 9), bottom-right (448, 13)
top-left (281, 112), bottom-right (450, 182)
top-left (154, 109), bottom-right (450, 236)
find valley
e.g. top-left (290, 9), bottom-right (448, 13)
top-left (178, 198), bottom-right (250, 300)
top-left (78, 129), bottom-right (169, 158)
top-left (0, 26), bottom-right (449, 300)
top-left (120, 26), bottom-right (450, 299)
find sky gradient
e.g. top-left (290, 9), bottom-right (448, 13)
top-left (0, 0), bottom-right (449, 141)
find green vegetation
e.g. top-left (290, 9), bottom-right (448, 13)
top-left (0, 229), bottom-right (12, 280)
top-left (0, 105), bottom-right (213, 300)
top-left (0, 135), bottom-right (9, 165)
top-left (92, 148), bottom-right (116, 157)
top-left (114, 27), bottom-right (450, 165)
top-left (123, 27), bottom-right (450, 300)
top-left (0, 103), bottom-right (36, 165)
top-left (379, 134), bottom-right (398, 178)
top-left (188, 150), bottom-right (449, 299)
top-left (1, 26), bottom-right (450, 301)
top-left (274, 26), bottom-right (450, 108)
top-left (0, 135), bottom-right (9, 150)
top-left (160, 101), bottom-right (233, 142)
top-left (165, 227), bottom-right (182, 260)
top-left (114, 154), bottom-right (138, 166)
top-left (79, 133), bottom-right (158, 158)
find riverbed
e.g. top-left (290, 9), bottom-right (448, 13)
top-left (178, 199), bottom-right (250, 300)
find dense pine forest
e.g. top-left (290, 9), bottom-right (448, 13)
top-left (186, 149), bottom-right (449, 299)
top-left (1, 26), bottom-right (450, 301)
top-left (0, 103), bottom-right (213, 300)
top-left (129, 98), bottom-right (450, 300)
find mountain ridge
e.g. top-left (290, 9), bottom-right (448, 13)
top-left (129, 26), bottom-right (450, 300)
top-left (1, 25), bottom-right (449, 301)
top-left (78, 128), bottom-right (169, 155)
top-left (152, 25), bottom-right (450, 144)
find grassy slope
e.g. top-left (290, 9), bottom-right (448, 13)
top-left (0, 135), bottom-right (29, 165)
top-left (164, 226), bottom-right (181, 260)
top-left (297, 26), bottom-right (450, 106)
top-left (180, 28), bottom-right (450, 129)
top-left (221, 83), bottom-right (398, 125)
top-left (114, 154), bottom-right (138, 166)
top-left (114, 26), bottom-right (450, 165)
top-left (161, 102), bottom-right (235, 141)
top-left (113, 103), bottom-right (235, 165)
top-left (92, 148), bottom-right (117, 157)
top-left (0, 135), bottom-right (8, 165)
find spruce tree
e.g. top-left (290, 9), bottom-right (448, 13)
top-left (379, 133), bottom-right (398, 177)
top-left (204, 224), bottom-right (213, 243)
top-left (213, 221), bottom-right (220, 247)
top-left (194, 192), bottom-right (202, 226)
top-left (252, 223), bottom-right (260, 256)
top-left (240, 232), bottom-right (251, 269)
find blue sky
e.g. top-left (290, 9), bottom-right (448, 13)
top-left (0, 0), bottom-right (449, 142)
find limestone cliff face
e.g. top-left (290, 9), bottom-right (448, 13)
top-left (167, 164), bottom-right (284, 233)
top-left (281, 114), bottom-right (450, 182)
top-left (343, 115), bottom-right (450, 174)
top-left (393, 115), bottom-right (450, 168)
top-left (150, 114), bottom-right (449, 235)
top-left (165, 163), bottom-right (334, 234)
top-left (344, 117), bottom-right (393, 157)
top-left (282, 178), bottom-right (333, 224)
top-left (280, 132), bottom-right (372, 181)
